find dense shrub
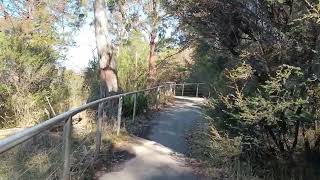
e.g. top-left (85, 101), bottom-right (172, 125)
top-left (122, 93), bottom-right (148, 117)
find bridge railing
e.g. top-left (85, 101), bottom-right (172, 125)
top-left (0, 82), bottom-right (208, 179)
top-left (174, 83), bottom-right (209, 97)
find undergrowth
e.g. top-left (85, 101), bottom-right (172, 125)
top-left (187, 118), bottom-right (260, 180)
top-left (187, 102), bottom-right (320, 180)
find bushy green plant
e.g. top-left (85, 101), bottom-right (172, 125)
top-left (202, 63), bottom-right (320, 179)
top-left (219, 64), bottom-right (313, 154)
top-left (117, 31), bottom-right (149, 92)
top-left (122, 94), bottom-right (148, 117)
top-left (0, 32), bottom-right (63, 127)
top-left (84, 58), bottom-right (101, 102)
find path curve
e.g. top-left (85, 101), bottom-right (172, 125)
top-left (98, 97), bottom-right (204, 180)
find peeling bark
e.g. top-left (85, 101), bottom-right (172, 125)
top-left (94, 0), bottom-right (118, 96)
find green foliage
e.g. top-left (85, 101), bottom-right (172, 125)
top-left (122, 94), bottom-right (148, 117)
top-left (166, 0), bottom-right (320, 178)
top-left (0, 0), bottom-right (89, 127)
top-left (204, 64), bottom-right (320, 178)
top-left (190, 64), bottom-right (316, 179)
top-left (224, 64), bottom-right (304, 124)
top-left (118, 31), bottom-right (149, 91)
top-left (0, 32), bottom-right (61, 127)
top-left (84, 58), bottom-right (101, 101)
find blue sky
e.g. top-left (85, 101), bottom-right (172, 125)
top-left (64, 15), bottom-right (96, 72)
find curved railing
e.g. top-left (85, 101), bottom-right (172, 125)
top-left (0, 82), bottom-right (209, 179)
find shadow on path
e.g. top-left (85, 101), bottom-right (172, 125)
top-left (96, 97), bottom-right (205, 180)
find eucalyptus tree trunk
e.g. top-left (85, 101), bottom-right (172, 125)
top-left (94, 0), bottom-right (118, 97)
top-left (148, 30), bottom-right (157, 86)
top-left (147, 0), bottom-right (157, 87)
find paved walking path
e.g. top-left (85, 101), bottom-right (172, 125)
top-left (98, 97), bottom-right (204, 180)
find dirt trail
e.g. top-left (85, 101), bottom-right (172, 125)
top-left (98, 97), bottom-right (205, 180)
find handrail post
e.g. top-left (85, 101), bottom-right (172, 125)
top-left (196, 83), bottom-right (199, 97)
top-left (182, 83), bottom-right (185, 96)
top-left (95, 102), bottom-right (103, 157)
top-left (156, 86), bottom-right (160, 110)
top-left (132, 93), bottom-right (137, 122)
top-left (117, 96), bottom-right (123, 135)
top-left (62, 116), bottom-right (72, 180)
top-left (173, 83), bottom-right (176, 96)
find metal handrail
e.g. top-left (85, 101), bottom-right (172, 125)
top-left (175, 82), bottom-right (206, 86)
top-left (0, 82), bottom-right (208, 179)
top-left (0, 86), bottom-right (163, 154)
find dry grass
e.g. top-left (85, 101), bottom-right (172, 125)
top-left (187, 115), bottom-right (320, 180)
top-left (0, 92), bottom-right (175, 179)
top-left (0, 113), bottom-right (98, 180)
top-left (186, 118), bottom-right (262, 180)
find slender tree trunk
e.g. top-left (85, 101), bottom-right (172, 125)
top-left (135, 51), bottom-right (138, 89)
top-left (302, 125), bottom-right (311, 153)
top-left (147, 0), bottom-right (157, 87)
top-left (148, 30), bottom-right (157, 86)
top-left (94, 0), bottom-right (118, 97)
top-left (265, 125), bottom-right (285, 152)
top-left (291, 120), bottom-right (300, 152)
top-left (291, 106), bottom-right (302, 152)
